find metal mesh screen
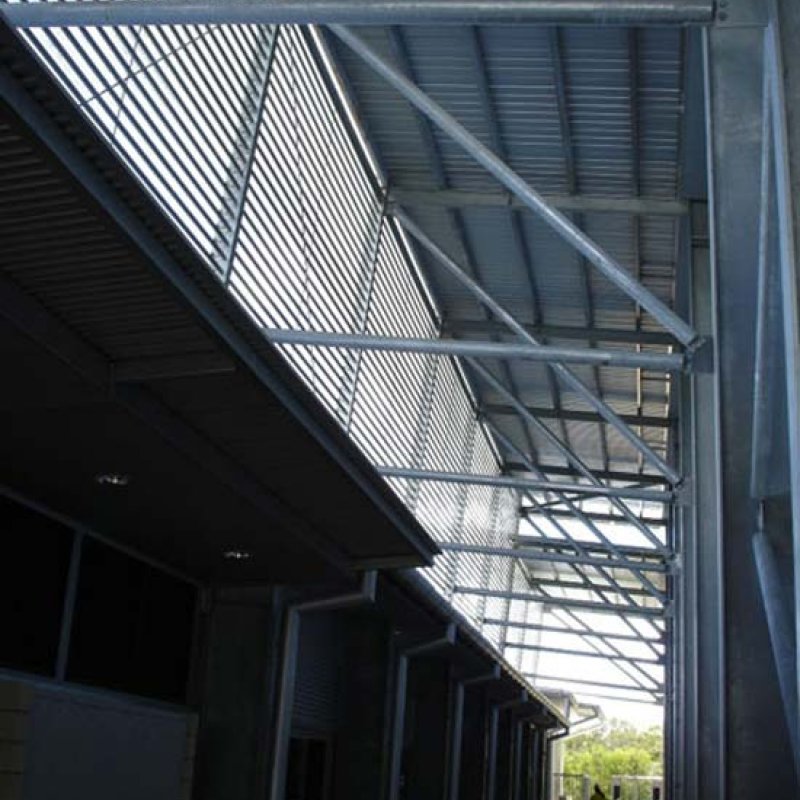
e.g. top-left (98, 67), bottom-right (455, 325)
top-left (12, 4), bottom-right (520, 644)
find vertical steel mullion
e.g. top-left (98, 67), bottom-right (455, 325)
top-left (342, 199), bottom-right (387, 430)
top-left (446, 419), bottom-right (479, 600)
top-left (55, 530), bottom-right (84, 681)
top-left (405, 354), bottom-right (440, 512)
top-left (221, 26), bottom-right (279, 281)
top-left (477, 489), bottom-right (502, 638)
top-left (766, 12), bottom-right (800, 773)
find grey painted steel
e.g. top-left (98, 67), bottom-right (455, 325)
top-left (447, 666), bottom-right (501, 800)
top-left (526, 673), bottom-right (664, 694)
top-left (452, 586), bottom-right (666, 619)
top-left (378, 466), bottom-right (672, 503)
top-left (503, 641), bottom-right (663, 666)
top-left (506, 462), bottom-right (669, 486)
top-left (444, 318), bottom-right (681, 348)
top-left (388, 625), bottom-right (456, 800)
top-left (753, 522), bottom-right (800, 774)
top-left (269, 572), bottom-right (377, 800)
top-left (438, 541), bottom-right (670, 575)
top-left (487, 692), bottom-right (529, 800)
top-left (221, 28), bottom-right (280, 284)
top-left (482, 618), bottom-right (664, 644)
top-left (390, 188), bottom-right (689, 216)
top-left (265, 328), bottom-right (685, 372)
top-left (0, 0), bottom-right (715, 28)
top-left (392, 209), bottom-right (681, 483)
top-left (485, 403), bottom-right (673, 430)
top-left (510, 535), bottom-right (668, 563)
top-left (331, 26), bottom-right (699, 349)
top-left (55, 530), bottom-right (84, 682)
top-left (766, 9), bottom-right (800, 773)
top-left (519, 507), bottom-right (668, 527)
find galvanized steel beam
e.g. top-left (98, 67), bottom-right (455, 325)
top-left (0, 0), bottom-right (716, 28)
top-left (378, 466), bottom-right (672, 503)
top-left (265, 328), bottom-right (686, 371)
top-left (391, 187), bottom-right (689, 216)
top-left (511, 535), bottom-right (667, 563)
top-left (452, 586), bottom-right (667, 618)
top-left (438, 541), bottom-right (670, 575)
top-left (482, 618), bottom-right (664, 644)
top-left (527, 673), bottom-right (664, 695)
top-left (445, 317), bottom-right (681, 348)
top-left (519, 506), bottom-right (668, 527)
top-left (503, 641), bottom-right (663, 666)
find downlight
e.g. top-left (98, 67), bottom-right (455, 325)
top-left (223, 549), bottom-right (252, 562)
top-left (95, 473), bottom-right (130, 487)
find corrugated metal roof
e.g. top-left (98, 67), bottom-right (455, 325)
top-left (331, 23), bottom-right (683, 480)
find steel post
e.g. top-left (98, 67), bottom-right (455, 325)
top-left (269, 572), bottom-right (377, 800)
top-left (447, 666), bottom-right (500, 800)
top-left (387, 625), bottom-right (457, 800)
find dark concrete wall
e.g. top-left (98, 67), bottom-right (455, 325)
top-left (193, 595), bottom-right (280, 800)
top-left (402, 657), bottom-right (451, 800)
top-left (331, 613), bottom-right (391, 800)
top-left (460, 686), bottom-right (489, 800)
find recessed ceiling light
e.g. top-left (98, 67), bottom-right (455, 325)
top-left (95, 473), bottom-right (130, 487)
top-left (223, 549), bottom-right (252, 561)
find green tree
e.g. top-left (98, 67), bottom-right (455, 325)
top-left (563, 719), bottom-right (662, 798)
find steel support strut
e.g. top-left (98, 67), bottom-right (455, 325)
top-left (453, 586), bottom-right (667, 619)
top-left (378, 466), bottom-right (672, 503)
top-left (265, 328), bottom-right (686, 371)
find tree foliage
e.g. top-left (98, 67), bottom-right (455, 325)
top-left (562, 719), bottom-right (663, 797)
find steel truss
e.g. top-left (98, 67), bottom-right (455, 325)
top-left (0, 0), bottom-right (696, 736)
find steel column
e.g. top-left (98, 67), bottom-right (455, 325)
top-left (447, 666), bottom-right (500, 800)
top-left (487, 692), bottom-right (529, 800)
top-left (269, 572), bottom-right (377, 800)
top-left (765, 6), bottom-right (800, 776)
top-left (387, 625), bottom-right (456, 800)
